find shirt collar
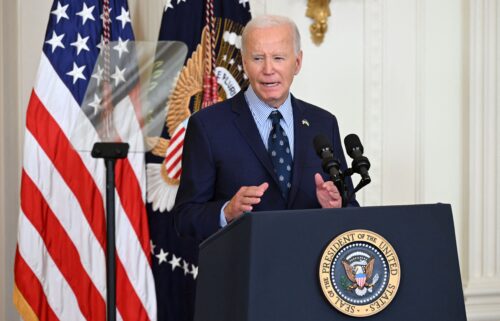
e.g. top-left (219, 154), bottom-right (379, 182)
top-left (244, 85), bottom-right (293, 127)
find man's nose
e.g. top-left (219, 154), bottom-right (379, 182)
top-left (263, 59), bottom-right (274, 74)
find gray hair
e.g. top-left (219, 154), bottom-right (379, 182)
top-left (241, 15), bottom-right (301, 55)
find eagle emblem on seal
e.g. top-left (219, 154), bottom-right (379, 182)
top-left (341, 251), bottom-right (380, 296)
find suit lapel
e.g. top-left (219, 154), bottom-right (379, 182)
top-left (287, 96), bottom-right (308, 207)
top-left (231, 92), bottom-right (281, 187)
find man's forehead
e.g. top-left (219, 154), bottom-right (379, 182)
top-left (248, 49), bottom-right (291, 56)
top-left (245, 37), bottom-right (294, 53)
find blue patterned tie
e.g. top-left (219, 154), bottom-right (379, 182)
top-left (268, 110), bottom-right (293, 200)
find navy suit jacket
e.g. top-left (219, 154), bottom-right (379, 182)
top-left (173, 91), bottom-right (358, 241)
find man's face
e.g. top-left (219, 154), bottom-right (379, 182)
top-left (242, 24), bottom-right (303, 108)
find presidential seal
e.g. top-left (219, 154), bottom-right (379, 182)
top-left (319, 230), bottom-right (401, 317)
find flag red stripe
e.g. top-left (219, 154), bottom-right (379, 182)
top-left (26, 91), bottom-right (106, 248)
top-left (116, 159), bottom-right (152, 264)
top-left (116, 260), bottom-right (149, 321)
top-left (14, 249), bottom-right (59, 321)
top-left (20, 170), bottom-right (106, 321)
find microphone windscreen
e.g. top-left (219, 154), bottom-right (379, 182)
top-left (313, 134), bottom-right (332, 156)
top-left (344, 134), bottom-right (364, 158)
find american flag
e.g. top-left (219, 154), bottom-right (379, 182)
top-left (13, 1), bottom-right (156, 321)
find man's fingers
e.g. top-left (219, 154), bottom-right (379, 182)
top-left (321, 180), bottom-right (337, 194)
top-left (326, 184), bottom-right (340, 195)
top-left (240, 196), bottom-right (262, 206)
top-left (322, 182), bottom-right (332, 191)
top-left (257, 182), bottom-right (269, 194)
top-left (314, 173), bottom-right (324, 187)
top-left (315, 173), bottom-right (343, 209)
top-left (239, 204), bottom-right (253, 212)
top-left (240, 183), bottom-right (269, 198)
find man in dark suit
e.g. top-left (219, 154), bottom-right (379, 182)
top-left (174, 15), bottom-right (358, 241)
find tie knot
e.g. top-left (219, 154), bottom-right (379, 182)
top-left (269, 110), bottom-right (283, 126)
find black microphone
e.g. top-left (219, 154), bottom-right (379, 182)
top-left (313, 134), bottom-right (343, 186)
top-left (344, 134), bottom-right (371, 184)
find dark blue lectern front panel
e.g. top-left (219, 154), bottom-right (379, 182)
top-left (195, 204), bottom-right (466, 321)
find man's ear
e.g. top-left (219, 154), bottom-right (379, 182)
top-left (242, 54), bottom-right (249, 74)
top-left (295, 50), bottom-right (303, 75)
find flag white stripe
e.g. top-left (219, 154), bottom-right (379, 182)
top-left (115, 192), bottom-right (157, 320)
top-left (113, 96), bottom-right (146, 202)
top-left (23, 129), bottom-right (107, 297)
top-left (17, 211), bottom-right (87, 321)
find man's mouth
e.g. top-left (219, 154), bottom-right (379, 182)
top-left (261, 81), bottom-right (279, 87)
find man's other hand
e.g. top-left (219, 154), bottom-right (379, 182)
top-left (315, 173), bottom-right (342, 208)
top-left (224, 182), bottom-right (269, 222)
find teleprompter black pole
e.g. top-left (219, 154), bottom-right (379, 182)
top-left (91, 142), bottom-right (129, 321)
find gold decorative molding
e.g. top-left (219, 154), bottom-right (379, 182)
top-left (306, 0), bottom-right (331, 45)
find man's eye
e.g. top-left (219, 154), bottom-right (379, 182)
top-left (253, 57), bottom-right (263, 61)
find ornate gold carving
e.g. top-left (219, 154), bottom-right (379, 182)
top-left (161, 158), bottom-right (180, 186)
top-left (147, 136), bottom-right (169, 157)
top-left (306, 0), bottom-right (331, 45)
top-left (165, 27), bottom-right (208, 137)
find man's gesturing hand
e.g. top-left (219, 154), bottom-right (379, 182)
top-left (224, 182), bottom-right (269, 223)
top-left (315, 173), bottom-right (342, 208)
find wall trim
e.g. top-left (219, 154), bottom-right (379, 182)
top-left (468, 0), bottom-right (499, 280)
top-left (362, 0), bottom-right (383, 205)
top-left (414, 0), bottom-right (425, 203)
top-left (497, 0), bottom-right (500, 278)
top-left (466, 2), bottom-right (500, 320)
top-left (3, 0), bottom-right (21, 320)
top-left (465, 279), bottom-right (500, 321)
top-left (0, 0), bottom-right (6, 319)
top-left (468, 0), bottom-right (483, 281)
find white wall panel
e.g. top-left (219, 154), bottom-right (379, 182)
top-left (0, 1), bottom-right (5, 319)
top-left (129, 0), bottom-right (164, 41)
top-left (381, 0), bottom-right (417, 205)
top-left (466, 0), bottom-right (500, 319)
top-left (497, 0), bottom-right (500, 279)
top-left (362, 0), bottom-right (383, 206)
top-left (419, 0), bottom-right (466, 253)
top-left (19, 1), bottom-right (51, 114)
top-left (1, 0), bottom-right (22, 320)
